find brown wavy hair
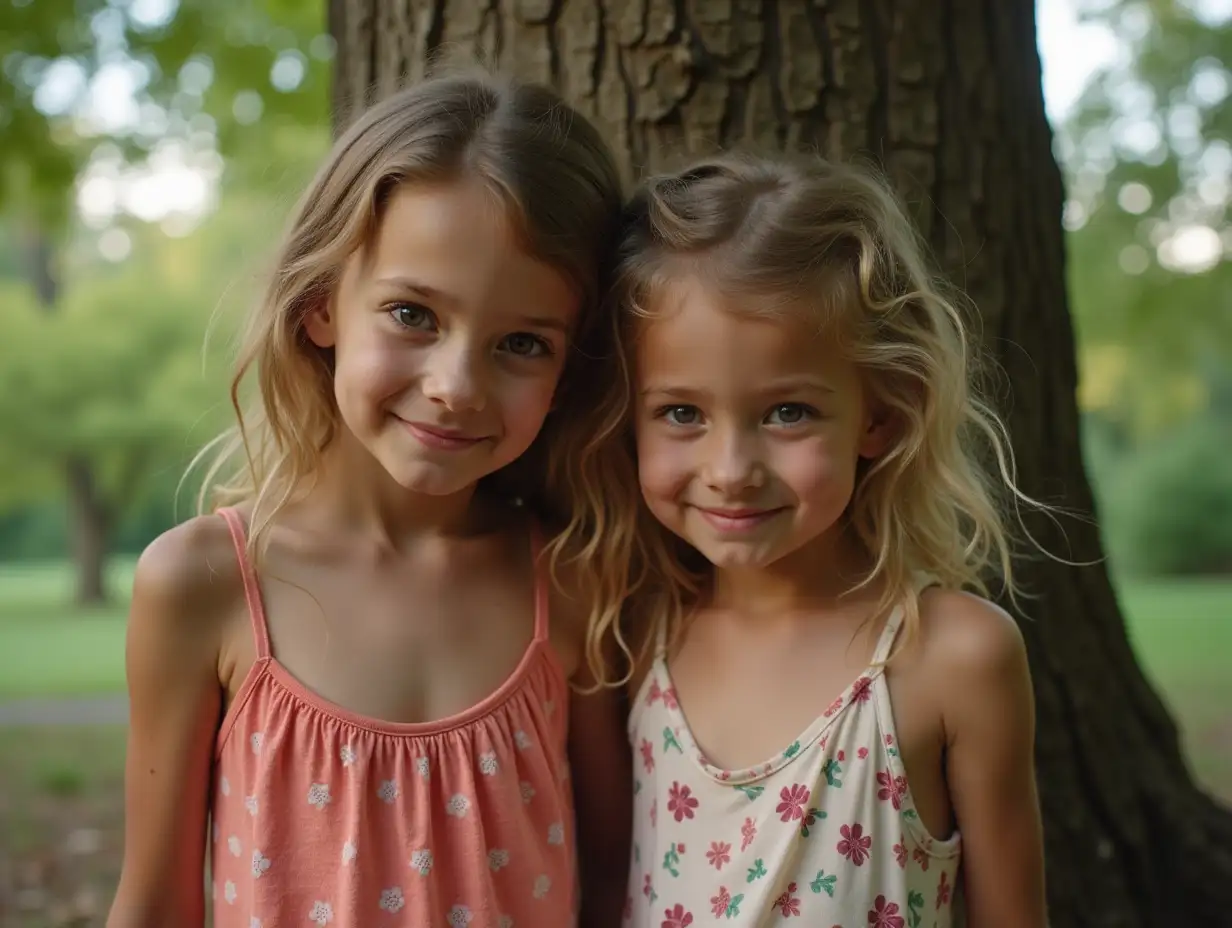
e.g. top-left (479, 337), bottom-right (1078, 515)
top-left (579, 152), bottom-right (1051, 685)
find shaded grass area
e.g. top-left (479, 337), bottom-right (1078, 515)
top-left (1118, 577), bottom-right (1232, 803)
top-left (0, 727), bottom-right (127, 927)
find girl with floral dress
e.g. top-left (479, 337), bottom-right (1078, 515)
top-left (590, 154), bottom-right (1049, 927)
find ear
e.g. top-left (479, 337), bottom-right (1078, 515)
top-left (303, 294), bottom-right (338, 349)
top-left (857, 404), bottom-right (897, 460)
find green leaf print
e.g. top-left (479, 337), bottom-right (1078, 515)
top-left (663, 843), bottom-right (683, 877)
top-left (799, 808), bottom-right (827, 838)
top-left (783, 740), bottom-right (801, 758)
top-left (633, 779), bottom-right (642, 794)
top-left (823, 758), bottom-right (844, 787)
top-left (746, 859), bottom-right (767, 883)
top-left (733, 784), bottom-right (764, 801)
top-left (907, 889), bottom-right (925, 928)
top-left (888, 746), bottom-right (900, 757)
top-left (725, 894), bottom-right (744, 918)
top-left (809, 870), bottom-right (837, 897)
top-left (633, 842), bottom-right (640, 864)
top-left (663, 727), bottom-right (684, 754)
top-left (903, 808), bottom-right (919, 820)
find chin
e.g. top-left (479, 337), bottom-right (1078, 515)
top-left (691, 541), bottom-right (786, 571)
top-left (384, 458), bottom-right (484, 498)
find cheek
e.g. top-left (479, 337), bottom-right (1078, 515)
top-left (499, 374), bottom-right (558, 441)
top-left (636, 429), bottom-right (691, 502)
top-left (336, 332), bottom-right (413, 404)
top-left (776, 438), bottom-right (859, 504)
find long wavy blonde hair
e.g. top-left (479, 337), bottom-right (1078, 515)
top-left (580, 152), bottom-right (1043, 684)
top-left (194, 70), bottom-right (625, 580)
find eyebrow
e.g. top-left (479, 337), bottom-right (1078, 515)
top-left (374, 275), bottom-right (455, 303)
top-left (374, 275), bottom-right (570, 332)
top-left (640, 380), bottom-right (835, 397)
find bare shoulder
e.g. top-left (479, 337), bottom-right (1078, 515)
top-left (917, 586), bottom-right (1028, 677)
top-left (915, 587), bottom-right (1034, 747)
top-left (130, 513), bottom-right (244, 646)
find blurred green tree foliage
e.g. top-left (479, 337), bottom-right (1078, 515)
top-left (0, 0), bottom-right (330, 599)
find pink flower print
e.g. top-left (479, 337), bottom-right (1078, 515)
top-left (662, 687), bottom-right (679, 709)
top-left (857, 746), bottom-right (869, 760)
top-left (643, 873), bottom-right (653, 898)
top-left (706, 841), bottom-right (732, 870)
top-left (823, 697), bottom-right (843, 717)
top-left (650, 798), bottom-right (658, 827)
top-left (912, 848), bottom-right (930, 871)
top-left (740, 816), bottom-right (757, 851)
top-left (886, 733), bottom-right (895, 746)
top-left (710, 886), bottom-right (731, 918)
top-left (851, 675), bottom-right (873, 703)
top-left (876, 770), bottom-right (908, 809)
top-left (647, 680), bottom-right (663, 704)
top-left (837, 823), bottom-right (872, 866)
top-left (774, 882), bottom-right (801, 917)
top-left (776, 783), bottom-right (810, 822)
top-left (936, 871), bottom-right (952, 909)
top-left (661, 903), bottom-right (693, 928)
top-left (667, 781), bottom-right (699, 822)
top-left (868, 895), bottom-right (905, 928)
top-left (625, 895), bottom-right (634, 919)
top-left (893, 837), bottom-right (907, 869)
top-left (640, 739), bottom-right (655, 773)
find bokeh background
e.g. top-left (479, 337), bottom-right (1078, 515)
top-left (0, 0), bottom-right (1228, 924)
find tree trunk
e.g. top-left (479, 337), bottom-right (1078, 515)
top-left (20, 221), bottom-right (109, 605)
top-left (66, 456), bottom-right (109, 605)
top-left (327, 1), bottom-right (1232, 923)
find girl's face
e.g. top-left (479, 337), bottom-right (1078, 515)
top-left (306, 177), bottom-right (579, 499)
top-left (634, 274), bottom-right (891, 572)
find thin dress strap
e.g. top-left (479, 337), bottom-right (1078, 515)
top-left (217, 507), bottom-right (272, 660)
top-left (870, 573), bottom-right (938, 666)
top-left (529, 522), bottom-right (550, 643)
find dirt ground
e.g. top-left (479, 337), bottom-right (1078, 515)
top-left (0, 727), bottom-right (126, 928)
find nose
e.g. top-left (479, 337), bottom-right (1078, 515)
top-left (420, 339), bottom-right (487, 413)
top-left (701, 425), bottom-right (765, 493)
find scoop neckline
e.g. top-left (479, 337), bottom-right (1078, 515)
top-left (216, 638), bottom-right (563, 752)
top-left (650, 651), bottom-right (885, 786)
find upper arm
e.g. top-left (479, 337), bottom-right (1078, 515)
top-left (108, 518), bottom-right (236, 927)
top-left (931, 592), bottom-right (1046, 928)
top-left (552, 558), bottom-right (633, 925)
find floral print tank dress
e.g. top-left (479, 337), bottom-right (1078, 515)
top-left (625, 581), bottom-right (963, 927)
top-left (207, 508), bottom-right (578, 927)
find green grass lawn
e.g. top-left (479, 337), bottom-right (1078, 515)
top-left (0, 559), bottom-right (134, 699)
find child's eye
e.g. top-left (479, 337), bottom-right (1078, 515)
top-left (389, 303), bottom-right (435, 330)
top-left (499, 333), bottom-right (552, 357)
top-left (657, 405), bottom-right (702, 426)
top-left (765, 403), bottom-right (815, 426)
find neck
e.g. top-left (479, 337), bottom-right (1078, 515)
top-left (307, 432), bottom-right (490, 549)
top-left (709, 528), bottom-right (875, 620)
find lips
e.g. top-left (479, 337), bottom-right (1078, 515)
top-left (400, 419), bottom-right (488, 451)
top-left (695, 506), bottom-right (786, 533)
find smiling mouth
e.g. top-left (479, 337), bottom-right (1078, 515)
top-left (399, 419), bottom-right (489, 451)
top-left (694, 506), bottom-right (787, 533)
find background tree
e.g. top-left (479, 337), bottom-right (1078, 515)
top-left (0, 0), bottom-right (328, 600)
top-left (324, 1), bottom-right (1230, 924)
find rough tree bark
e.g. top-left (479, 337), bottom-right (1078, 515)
top-left (20, 221), bottom-right (108, 605)
top-left (327, 2), bottom-right (1232, 923)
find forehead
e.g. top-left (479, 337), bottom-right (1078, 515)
top-left (360, 177), bottom-right (578, 319)
top-left (635, 275), bottom-right (856, 389)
